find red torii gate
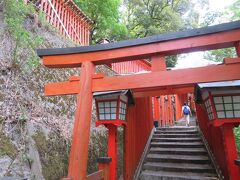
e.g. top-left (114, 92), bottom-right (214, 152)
top-left (37, 21), bottom-right (240, 180)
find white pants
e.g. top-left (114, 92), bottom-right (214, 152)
top-left (184, 115), bottom-right (190, 126)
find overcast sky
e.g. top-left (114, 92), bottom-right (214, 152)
top-left (175, 0), bottom-right (237, 69)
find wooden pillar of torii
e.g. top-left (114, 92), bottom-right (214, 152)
top-left (68, 62), bottom-right (94, 179)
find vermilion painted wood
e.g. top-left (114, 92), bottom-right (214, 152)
top-left (98, 162), bottom-right (110, 180)
top-left (208, 119), bottom-right (240, 127)
top-left (92, 62), bottom-right (240, 92)
top-left (42, 29), bottom-right (240, 68)
top-left (47, 0), bottom-right (51, 22)
top-left (68, 62), bottom-right (94, 180)
top-left (111, 60), bottom-right (151, 74)
top-left (196, 104), bottom-right (219, 170)
top-left (222, 124), bottom-right (240, 179)
top-left (53, 0), bottom-right (58, 27)
top-left (151, 55), bottom-right (166, 71)
top-left (96, 120), bottom-right (126, 127)
top-left (124, 98), bottom-right (153, 180)
top-left (44, 62), bottom-right (240, 96)
top-left (86, 170), bottom-right (103, 180)
top-left (235, 41), bottom-right (240, 57)
top-left (224, 58), bottom-right (240, 64)
top-left (63, 4), bottom-right (67, 36)
top-left (195, 103), bottom-right (240, 180)
top-left (153, 97), bottom-right (160, 122)
top-left (151, 55), bottom-right (167, 126)
top-left (105, 124), bottom-right (118, 180)
top-left (174, 95), bottom-right (181, 120)
top-left (134, 86), bottom-right (194, 97)
top-left (40, 0), bottom-right (44, 11)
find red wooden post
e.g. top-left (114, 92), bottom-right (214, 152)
top-left (161, 96), bottom-right (165, 126)
top-left (63, 4), bottom-right (67, 36)
top-left (106, 124), bottom-right (118, 180)
top-left (153, 97), bottom-right (160, 123)
top-left (53, 0), bottom-right (58, 27)
top-left (47, 0), bottom-right (51, 22)
top-left (98, 158), bottom-right (111, 180)
top-left (151, 54), bottom-right (167, 71)
top-left (40, 0), bottom-right (44, 11)
top-left (87, 25), bottom-right (90, 45)
top-left (68, 61), bottom-right (94, 180)
top-left (56, 0), bottom-right (61, 31)
top-left (151, 55), bottom-right (166, 126)
top-left (59, 1), bottom-right (64, 34)
top-left (235, 41), bottom-right (240, 57)
top-left (79, 18), bottom-right (82, 45)
top-left (222, 123), bottom-right (240, 179)
top-left (83, 22), bottom-right (86, 46)
top-left (76, 16), bottom-right (79, 43)
top-left (175, 94), bottom-right (182, 120)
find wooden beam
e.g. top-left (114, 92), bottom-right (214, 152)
top-left (133, 86), bottom-right (194, 97)
top-left (151, 54), bottom-right (166, 72)
top-left (92, 62), bottom-right (240, 92)
top-left (45, 61), bottom-right (240, 96)
top-left (42, 29), bottom-right (240, 68)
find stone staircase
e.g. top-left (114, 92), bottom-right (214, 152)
top-left (139, 127), bottom-right (219, 180)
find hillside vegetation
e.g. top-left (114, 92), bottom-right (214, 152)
top-left (0, 0), bottom-right (113, 179)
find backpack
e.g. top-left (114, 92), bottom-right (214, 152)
top-left (183, 106), bottom-right (190, 115)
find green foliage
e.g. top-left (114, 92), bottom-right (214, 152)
top-left (203, 1), bottom-right (240, 61)
top-left (3, 0), bottom-right (43, 72)
top-left (32, 130), bottom-right (70, 180)
top-left (73, 0), bottom-right (208, 67)
top-left (166, 56), bottom-right (178, 68)
top-left (229, 0), bottom-right (240, 21)
top-left (124, 0), bottom-right (205, 38)
top-left (124, 0), bottom-right (207, 67)
top-left (0, 129), bottom-right (17, 159)
top-left (117, 127), bottom-right (124, 178)
top-left (204, 48), bottom-right (236, 62)
top-left (234, 126), bottom-right (240, 156)
top-left (74, 0), bottom-right (128, 43)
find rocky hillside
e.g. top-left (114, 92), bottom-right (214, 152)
top-left (0, 1), bottom-right (116, 179)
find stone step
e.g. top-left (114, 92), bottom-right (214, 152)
top-left (150, 142), bottom-right (204, 148)
top-left (140, 170), bottom-right (218, 180)
top-left (143, 162), bottom-right (215, 173)
top-left (157, 127), bottom-right (197, 131)
top-left (155, 130), bottom-right (198, 134)
top-left (153, 133), bottom-right (199, 138)
top-left (149, 147), bottom-right (208, 155)
top-left (146, 154), bottom-right (210, 164)
top-left (151, 137), bottom-right (202, 142)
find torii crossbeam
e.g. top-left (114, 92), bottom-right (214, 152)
top-left (37, 21), bottom-right (240, 180)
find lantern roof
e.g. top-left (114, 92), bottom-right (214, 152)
top-left (197, 80), bottom-right (240, 89)
top-left (195, 80), bottom-right (240, 103)
top-left (93, 90), bottom-right (135, 105)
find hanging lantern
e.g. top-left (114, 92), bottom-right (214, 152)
top-left (94, 90), bottom-right (134, 126)
top-left (195, 80), bottom-right (240, 126)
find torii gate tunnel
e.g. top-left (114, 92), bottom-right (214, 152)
top-left (37, 21), bottom-right (240, 180)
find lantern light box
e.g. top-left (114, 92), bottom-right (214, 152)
top-left (195, 80), bottom-right (240, 126)
top-left (94, 90), bottom-right (134, 126)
